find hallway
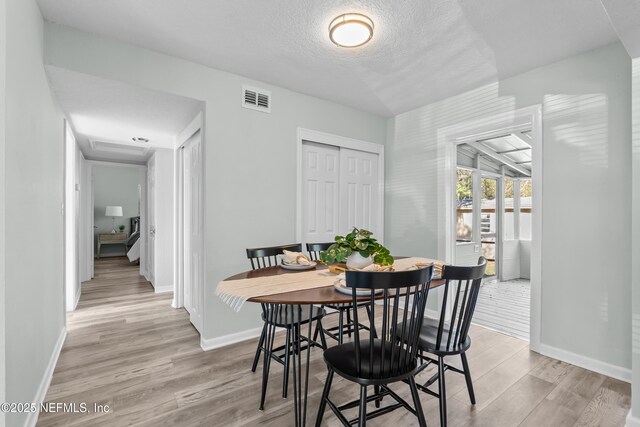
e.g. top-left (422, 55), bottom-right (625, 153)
top-left (38, 257), bottom-right (200, 426)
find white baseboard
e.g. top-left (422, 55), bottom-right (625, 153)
top-left (538, 343), bottom-right (631, 383)
top-left (25, 327), bottom-right (67, 427)
top-left (153, 285), bottom-right (173, 294)
top-left (200, 326), bottom-right (263, 351)
top-left (425, 309), bottom-right (439, 319)
top-left (94, 253), bottom-right (127, 258)
top-left (627, 410), bottom-right (640, 427)
top-left (72, 287), bottom-right (81, 311)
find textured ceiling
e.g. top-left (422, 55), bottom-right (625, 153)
top-left (37, 0), bottom-right (619, 117)
top-left (46, 66), bottom-right (203, 163)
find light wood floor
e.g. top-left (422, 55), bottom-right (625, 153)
top-left (38, 257), bottom-right (630, 426)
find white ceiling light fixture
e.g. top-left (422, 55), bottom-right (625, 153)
top-left (329, 13), bottom-right (374, 48)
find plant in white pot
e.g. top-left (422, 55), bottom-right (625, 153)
top-left (319, 227), bottom-right (393, 269)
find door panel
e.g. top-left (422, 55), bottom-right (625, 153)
top-left (301, 142), bottom-right (340, 245)
top-left (339, 148), bottom-right (380, 237)
top-left (183, 131), bottom-right (204, 333)
top-left (147, 155), bottom-right (155, 284)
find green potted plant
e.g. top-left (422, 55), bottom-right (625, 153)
top-left (118, 224), bottom-right (126, 233)
top-left (319, 227), bottom-right (393, 269)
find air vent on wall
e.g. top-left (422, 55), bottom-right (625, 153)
top-left (242, 85), bottom-right (271, 113)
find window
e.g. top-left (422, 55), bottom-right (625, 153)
top-left (456, 168), bottom-right (473, 242)
top-left (520, 179), bottom-right (532, 240)
top-left (503, 177), bottom-right (515, 239)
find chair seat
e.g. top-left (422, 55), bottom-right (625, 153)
top-left (324, 339), bottom-right (418, 385)
top-left (261, 305), bottom-right (326, 327)
top-left (415, 317), bottom-right (472, 355)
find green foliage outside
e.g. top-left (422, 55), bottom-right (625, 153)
top-left (457, 169), bottom-right (532, 201)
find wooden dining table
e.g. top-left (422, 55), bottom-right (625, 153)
top-left (222, 261), bottom-right (445, 427)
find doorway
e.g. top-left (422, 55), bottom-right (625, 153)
top-left (440, 106), bottom-right (542, 349)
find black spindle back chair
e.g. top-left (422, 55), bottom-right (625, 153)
top-left (316, 265), bottom-right (434, 427)
top-left (246, 243), bottom-right (327, 410)
top-left (306, 242), bottom-right (332, 261)
top-left (246, 243), bottom-right (302, 269)
top-left (413, 256), bottom-right (487, 427)
top-left (306, 242), bottom-right (374, 344)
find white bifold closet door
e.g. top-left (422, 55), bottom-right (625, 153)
top-left (301, 141), bottom-right (381, 247)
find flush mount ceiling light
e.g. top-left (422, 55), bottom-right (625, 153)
top-left (329, 13), bottom-right (374, 48)
top-left (132, 137), bottom-right (149, 143)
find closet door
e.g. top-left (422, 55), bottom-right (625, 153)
top-left (146, 155), bottom-right (156, 284)
top-left (301, 142), bottom-right (340, 246)
top-left (339, 148), bottom-right (381, 237)
top-left (183, 131), bottom-right (203, 333)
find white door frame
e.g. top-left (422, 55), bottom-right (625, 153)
top-left (173, 112), bottom-right (205, 337)
top-left (87, 160), bottom-right (147, 278)
top-left (437, 105), bottom-right (543, 352)
top-left (295, 128), bottom-right (385, 244)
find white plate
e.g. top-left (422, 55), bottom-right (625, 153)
top-left (280, 262), bottom-right (317, 271)
top-left (334, 284), bottom-right (383, 296)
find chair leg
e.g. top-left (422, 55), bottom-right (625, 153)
top-left (461, 352), bottom-right (476, 404)
top-left (251, 323), bottom-right (267, 373)
top-left (259, 321), bottom-right (277, 411)
top-left (312, 305), bottom-right (324, 343)
top-left (282, 327), bottom-right (291, 398)
top-left (338, 310), bottom-right (344, 344)
top-left (438, 356), bottom-right (447, 427)
top-left (358, 385), bottom-right (367, 427)
top-left (346, 308), bottom-right (352, 338)
top-left (315, 368), bottom-right (334, 427)
top-left (409, 376), bottom-right (428, 427)
top-left (374, 385), bottom-right (381, 408)
top-left (317, 319), bottom-right (328, 350)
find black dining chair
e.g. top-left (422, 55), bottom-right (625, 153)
top-left (316, 264), bottom-right (434, 427)
top-left (246, 244), bottom-right (327, 410)
top-left (410, 256), bottom-right (487, 427)
top-left (307, 242), bottom-right (374, 344)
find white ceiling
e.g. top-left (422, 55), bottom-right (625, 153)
top-left (599, 0), bottom-right (640, 58)
top-left (37, 0), bottom-right (620, 117)
top-left (46, 66), bottom-right (203, 163)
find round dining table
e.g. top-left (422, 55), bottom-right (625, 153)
top-left (222, 262), bottom-right (445, 427)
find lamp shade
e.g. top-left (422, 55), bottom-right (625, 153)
top-left (105, 206), bottom-right (123, 217)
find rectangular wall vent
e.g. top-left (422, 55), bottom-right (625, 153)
top-left (242, 85), bottom-right (271, 113)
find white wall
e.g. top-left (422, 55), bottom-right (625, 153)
top-left (631, 57), bottom-right (640, 422)
top-left (148, 149), bottom-right (174, 292)
top-left (0, 0), bottom-right (7, 424)
top-left (43, 23), bottom-right (388, 341)
top-left (387, 43), bottom-right (631, 372)
top-left (519, 240), bottom-right (531, 279)
top-left (92, 164), bottom-right (140, 256)
top-left (501, 240), bottom-right (521, 281)
top-left (4, 1), bottom-right (65, 426)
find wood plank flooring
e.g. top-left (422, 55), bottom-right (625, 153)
top-left (38, 257), bottom-right (630, 426)
top-left (473, 279), bottom-right (531, 341)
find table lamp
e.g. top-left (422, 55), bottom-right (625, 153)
top-left (105, 206), bottom-right (123, 233)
